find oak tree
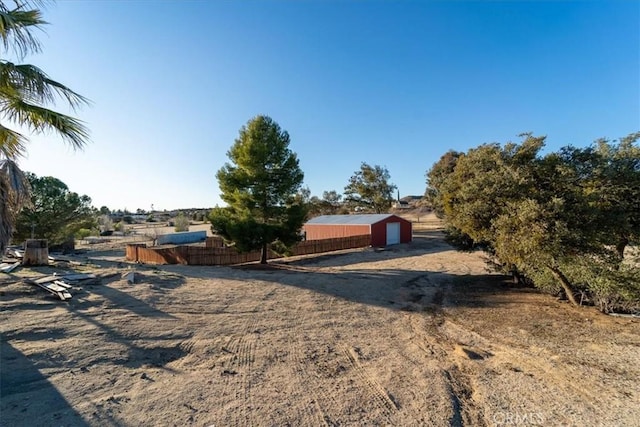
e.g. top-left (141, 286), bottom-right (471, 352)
top-left (344, 163), bottom-right (396, 213)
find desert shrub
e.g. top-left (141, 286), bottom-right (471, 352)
top-left (561, 257), bottom-right (640, 313)
top-left (98, 214), bottom-right (113, 232)
top-left (270, 239), bottom-right (293, 257)
top-left (174, 213), bottom-right (189, 232)
top-left (75, 228), bottom-right (92, 240)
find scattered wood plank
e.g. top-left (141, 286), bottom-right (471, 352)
top-left (32, 273), bottom-right (96, 285)
top-left (33, 275), bottom-right (61, 284)
top-left (61, 273), bottom-right (97, 282)
top-left (53, 280), bottom-right (72, 289)
top-left (45, 282), bottom-right (68, 292)
top-left (48, 254), bottom-right (76, 263)
top-left (5, 249), bottom-right (23, 258)
top-left (0, 262), bottom-right (20, 273)
top-left (26, 278), bottom-right (73, 301)
top-left (609, 312), bottom-right (640, 319)
top-left (23, 271), bottom-right (102, 301)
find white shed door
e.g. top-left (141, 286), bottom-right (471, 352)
top-left (386, 222), bottom-right (401, 245)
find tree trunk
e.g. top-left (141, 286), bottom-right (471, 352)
top-left (260, 242), bottom-right (268, 264)
top-left (23, 239), bottom-right (49, 266)
top-left (615, 236), bottom-right (628, 269)
top-left (548, 265), bottom-right (579, 306)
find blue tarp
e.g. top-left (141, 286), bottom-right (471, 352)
top-left (156, 231), bottom-right (206, 246)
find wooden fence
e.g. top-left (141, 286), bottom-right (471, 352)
top-left (126, 234), bottom-right (371, 265)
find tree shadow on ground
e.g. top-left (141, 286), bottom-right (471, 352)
top-left (1, 269), bottom-right (190, 375)
top-left (161, 260), bottom-right (526, 313)
top-left (1, 341), bottom-right (90, 426)
top-left (154, 229), bottom-right (533, 313)
top-left (3, 269), bottom-right (184, 319)
top-left (284, 230), bottom-right (452, 268)
top-left (261, 267), bottom-right (521, 311)
top-left (82, 271), bottom-right (184, 319)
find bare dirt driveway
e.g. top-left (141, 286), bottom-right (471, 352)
top-left (1, 230), bottom-right (639, 426)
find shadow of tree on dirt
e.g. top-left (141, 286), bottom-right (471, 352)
top-left (148, 227), bottom-right (535, 313)
top-left (285, 230), bottom-right (451, 268)
top-left (258, 267), bottom-right (519, 312)
top-left (1, 341), bottom-right (90, 426)
top-left (161, 257), bottom-right (523, 313)
top-left (1, 268), bottom-right (191, 376)
top-left (84, 271), bottom-right (184, 319)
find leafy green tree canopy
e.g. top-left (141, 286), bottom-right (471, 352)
top-left (13, 172), bottom-right (95, 245)
top-left (427, 132), bottom-right (640, 312)
top-left (344, 163), bottom-right (396, 213)
top-left (303, 189), bottom-right (345, 219)
top-left (425, 150), bottom-right (462, 218)
top-left (209, 115), bottom-right (306, 264)
top-left (589, 132), bottom-right (640, 259)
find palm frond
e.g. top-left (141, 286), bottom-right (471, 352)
top-left (3, 97), bottom-right (89, 149)
top-left (0, 61), bottom-right (90, 109)
top-left (0, 121), bottom-right (25, 158)
top-left (0, 157), bottom-right (30, 205)
top-left (2, 1), bottom-right (50, 8)
top-left (0, 4), bottom-right (46, 58)
top-left (0, 158), bottom-right (30, 251)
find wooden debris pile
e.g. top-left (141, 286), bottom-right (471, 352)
top-left (0, 261), bottom-right (20, 273)
top-left (2, 246), bottom-right (86, 273)
top-left (24, 273), bottom-right (97, 301)
top-left (1, 247), bottom-right (23, 272)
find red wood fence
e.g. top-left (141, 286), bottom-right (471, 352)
top-left (126, 234), bottom-right (371, 265)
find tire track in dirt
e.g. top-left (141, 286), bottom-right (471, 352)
top-left (397, 273), bottom-right (487, 426)
top-left (340, 345), bottom-right (400, 423)
top-left (217, 284), bottom-right (277, 427)
top-left (287, 337), bottom-right (331, 426)
top-left (442, 365), bottom-right (485, 427)
top-left (400, 312), bottom-right (485, 426)
top-left (218, 327), bottom-right (255, 426)
top-left (406, 312), bottom-right (447, 360)
top-left (436, 275), bottom-right (603, 424)
top-left (281, 292), bottom-right (337, 426)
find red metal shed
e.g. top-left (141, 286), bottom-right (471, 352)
top-left (303, 214), bottom-right (412, 247)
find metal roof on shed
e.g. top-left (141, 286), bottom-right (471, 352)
top-left (305, 214), bottom-right (395, 225)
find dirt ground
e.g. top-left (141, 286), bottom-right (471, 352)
top-left (1, 223), bottom-right (639, 426)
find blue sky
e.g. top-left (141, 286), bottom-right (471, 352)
top-left (16, 0), bottom-right (640, 211)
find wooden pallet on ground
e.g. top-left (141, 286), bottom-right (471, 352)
top-left (26, 277), bottom-right (73, 300)
top-left (25, 272), bottom-right (97, 301)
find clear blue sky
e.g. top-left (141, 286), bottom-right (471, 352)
top-left (17, 0), bottom-right (640, 212)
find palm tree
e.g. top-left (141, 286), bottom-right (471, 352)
top-left (0, 0), bottom-right (89, 253)
top-left (0, 159), bottom-right (29, 252)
